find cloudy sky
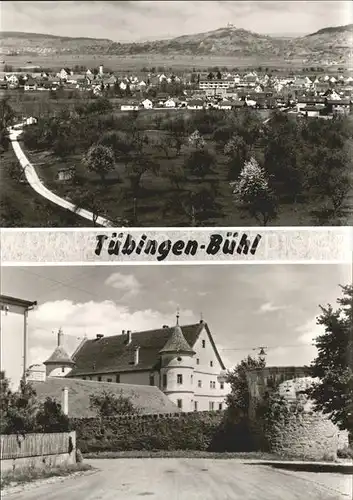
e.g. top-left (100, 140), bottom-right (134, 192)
top-left (1, 264), bottom-right (350, 383)
top-left (1, 1), bottom-right (351, 41)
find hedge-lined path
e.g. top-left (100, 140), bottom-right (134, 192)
top-left (4, 458), bottom-right (350, 499)
top-left (8, 125), bottom-right (113, 227)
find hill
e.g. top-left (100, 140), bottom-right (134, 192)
top-left (0, 24), bottom-right (351, 63)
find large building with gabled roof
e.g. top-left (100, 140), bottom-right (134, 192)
top-left (66, 316), bottom-right (229, 412)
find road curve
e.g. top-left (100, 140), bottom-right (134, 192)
top-left (8, 126), bottom-right (113, 227)
top-left (3, 458), bottom-right (351, 500)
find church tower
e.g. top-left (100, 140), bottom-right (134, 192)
top-left (43, 328), bottom-right (75, 377)
top-left (159, 313), bottom-right (196, 412)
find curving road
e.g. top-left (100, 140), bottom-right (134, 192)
top-left (8, 126), bottom-right (113, 227)
top-left (3, 458), bottom-right (351, 500)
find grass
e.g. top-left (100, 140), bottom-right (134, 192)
top-left (82, 450), bottom-right (310, 461)
top-left (2, 54), bottom-right (349, 73)
top-left (0, 149), bottom-right (95, 227)
top-left (0, 462), bottom-right (93, 490)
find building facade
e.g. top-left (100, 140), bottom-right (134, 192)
top-left (60, 318), bottom-right (229, 412)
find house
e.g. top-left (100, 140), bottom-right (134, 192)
top-left (24, 76), bottom-right (37, 91)
top-left (187, 99), bottom-right (204, 110)
top-left (141, 98), bottom-right (153, 109)
top-left (164, 98), bottom-right (176, 108)
top-left (57, 167), bottom-right (76, 181)
top-left (120, 102), bottom-right (139, 111)
top-left (24, 116), bottom-right (38, 126)
top-left (218, 100), bottom-right (232, 110)
top-left (65, 318), bottom-right (229, 412)
top-left (0, 294), bottom-right (37, 389)
top-left (58, 68), bottom-right (71, 80)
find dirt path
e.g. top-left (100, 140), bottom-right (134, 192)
top-left (3, 458), bottom-right (351, 500)
top-left (8, 126), bottom-right (113, 227)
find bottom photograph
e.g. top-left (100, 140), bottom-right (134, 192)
top-left (0, 264), bottom-right (352, 500)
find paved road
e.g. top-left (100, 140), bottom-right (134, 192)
top-left (8, 126), bottom-right (113, 227)
top-left (4, 458), bottom-right (351, 500)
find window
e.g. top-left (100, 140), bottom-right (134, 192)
top-left (210, 361), bottom-right (213, 367)
top-left (219, 403), bottom-right (223, 410)
top-left (163, 374), bottom-right (167, 387)
top-left (82, 376), bottom-right (86, 380)
top-left (220, 382), bottom-right (224, 390)
top-left (97, 376), bottom-right (102, 381)
top-left (210, 381), bottom-right (212, 389)
top-left (198, 380), bottom-right (202, 388)
top-left (196, 358), bottom-right (200, 365)
top-left (202, 339), bottom-right (206, 348)
top-left (107, 378), bottom-right (112, 382)
top-left (116, 374), bottom-right (120, 383)
top-left (210, 381), bottom-right (216, 389)
top-left (209, 402), bottom-right (214, 411)
top-left (149, 374), bottom-right (155, 386)
top-left (61, 367), bottom-right (65, 373)
top-left (194, 401), bottom-right (198, 411)
top-left (191, 375), bottom-right (193, 384)
top-left (177, 399), bottom-right (182, 409)
top-left (177, 374), bottom-right (183, 384)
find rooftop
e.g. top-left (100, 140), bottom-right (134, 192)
top-left (32, 377), bottom-right (180, 417)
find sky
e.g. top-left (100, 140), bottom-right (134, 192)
top-left (1, 1), bottom-right (351, 42)
top-left (1, 263), bottom-right (351, 382)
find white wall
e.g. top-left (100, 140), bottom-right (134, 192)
top-left (0, 309), bottom-right (25, 389)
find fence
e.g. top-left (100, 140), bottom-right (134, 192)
top-left (0, 432), bottom-right (76, 472)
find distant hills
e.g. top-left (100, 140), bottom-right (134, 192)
top-left (1, 24), bottom-right (352, 63)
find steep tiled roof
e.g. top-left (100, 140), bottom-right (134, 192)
top-left (69, 323), bottom-right (218, 376)
top-left (159, 325), bottom-right (195, 355)
top-left (44, 346), bottom-right (74, 366)
top-left (32, 377), bottom-right (180, 416)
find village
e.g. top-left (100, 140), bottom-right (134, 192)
top-left (1, 63), bottom-right (353, 117)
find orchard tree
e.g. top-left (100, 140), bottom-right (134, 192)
top-left (185, 147), bottom-right (215, 179)
top-left (225, 355), bottom-right (266, 419)
top-left (307, 285), bottom-right (353, 442)
top-left (83, 144), bottom-right (115, 182)
top-left (224, 135), bottom-right (251, 180)
top-left (0, 97), bottom-right (16, 152)
top-left (232, 157), bottom-right (278, 226)
top-left (89, 390), bottom-right (139, 417)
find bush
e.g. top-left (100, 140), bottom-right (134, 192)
top-left (337, 446), bottom-right (353, 459)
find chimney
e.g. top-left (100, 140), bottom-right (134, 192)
top-left (57, 328), bottom-right (63, 347)
top-left (61, 387), bottom-right (69, 415)
top-left (134, 346), bottom-right (140, 365)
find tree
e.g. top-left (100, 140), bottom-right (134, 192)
top-left (0, 97), bottom-right (16, 152)
top-left (0, 378), bottom-right (39, 435)
top-left (185, 147), bottom-right (215, 179)
top-left (125, 155), bottom-right (158, 196)
top-left (89, 390), bottom-right (139, 417)
top-left (163, 163), bottom-right (186, 190)
top-left (163, 185), bottom-right (219, 226)
top-left (225, 355), bottom-right (266, 419)
top-left (36, 397), bottom-right (70, 433)
top-left (232, 157), bottom-right (278, 226)
top-left (224, 135), bottom-right (251, 181)
top-left (188, 130), bottom-right (205, 149)
top-left (83, 144), bottom-right (115, 182)
top-left (307, 285), bottom-right (353, 442)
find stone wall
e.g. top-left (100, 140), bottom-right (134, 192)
top-left (246, 367), bottom-right (349, 460)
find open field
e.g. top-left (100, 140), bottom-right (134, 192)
top-left (1, 54), bottom-right (351, 73)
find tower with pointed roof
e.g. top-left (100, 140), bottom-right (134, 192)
top-left (158, 312), bottom-right (196, 411)
top-left (43, 328), bottom-right (75, 378)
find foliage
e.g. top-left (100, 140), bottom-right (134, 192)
top-left (0, 374), bottom-right (70, 435)
top-left (232, 157), bottom-right (278, 225)
top-left (83, 144), bottom-right (115, 181)
top-left (225, 355), bottom-right (266, 419)
top-left (307, 285), bottom-right (353, 438)
top-left (89, 390), bottom-right (139, 417)
top-left (188, 130), bottom-right (205, 149)
top-left (185, 147), bottom-right (215, 178)
top-left (0, 97), bottom-right (16, 152)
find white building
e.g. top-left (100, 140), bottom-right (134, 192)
top-left (141, 98), bottom-right (153, 109)
top-left (43, 329), bottom-right (75, 377)
top-left (65, 318), bottom-right (229, 412)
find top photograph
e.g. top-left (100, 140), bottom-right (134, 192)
top-left (0, 0), bottom-right (352, 228)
